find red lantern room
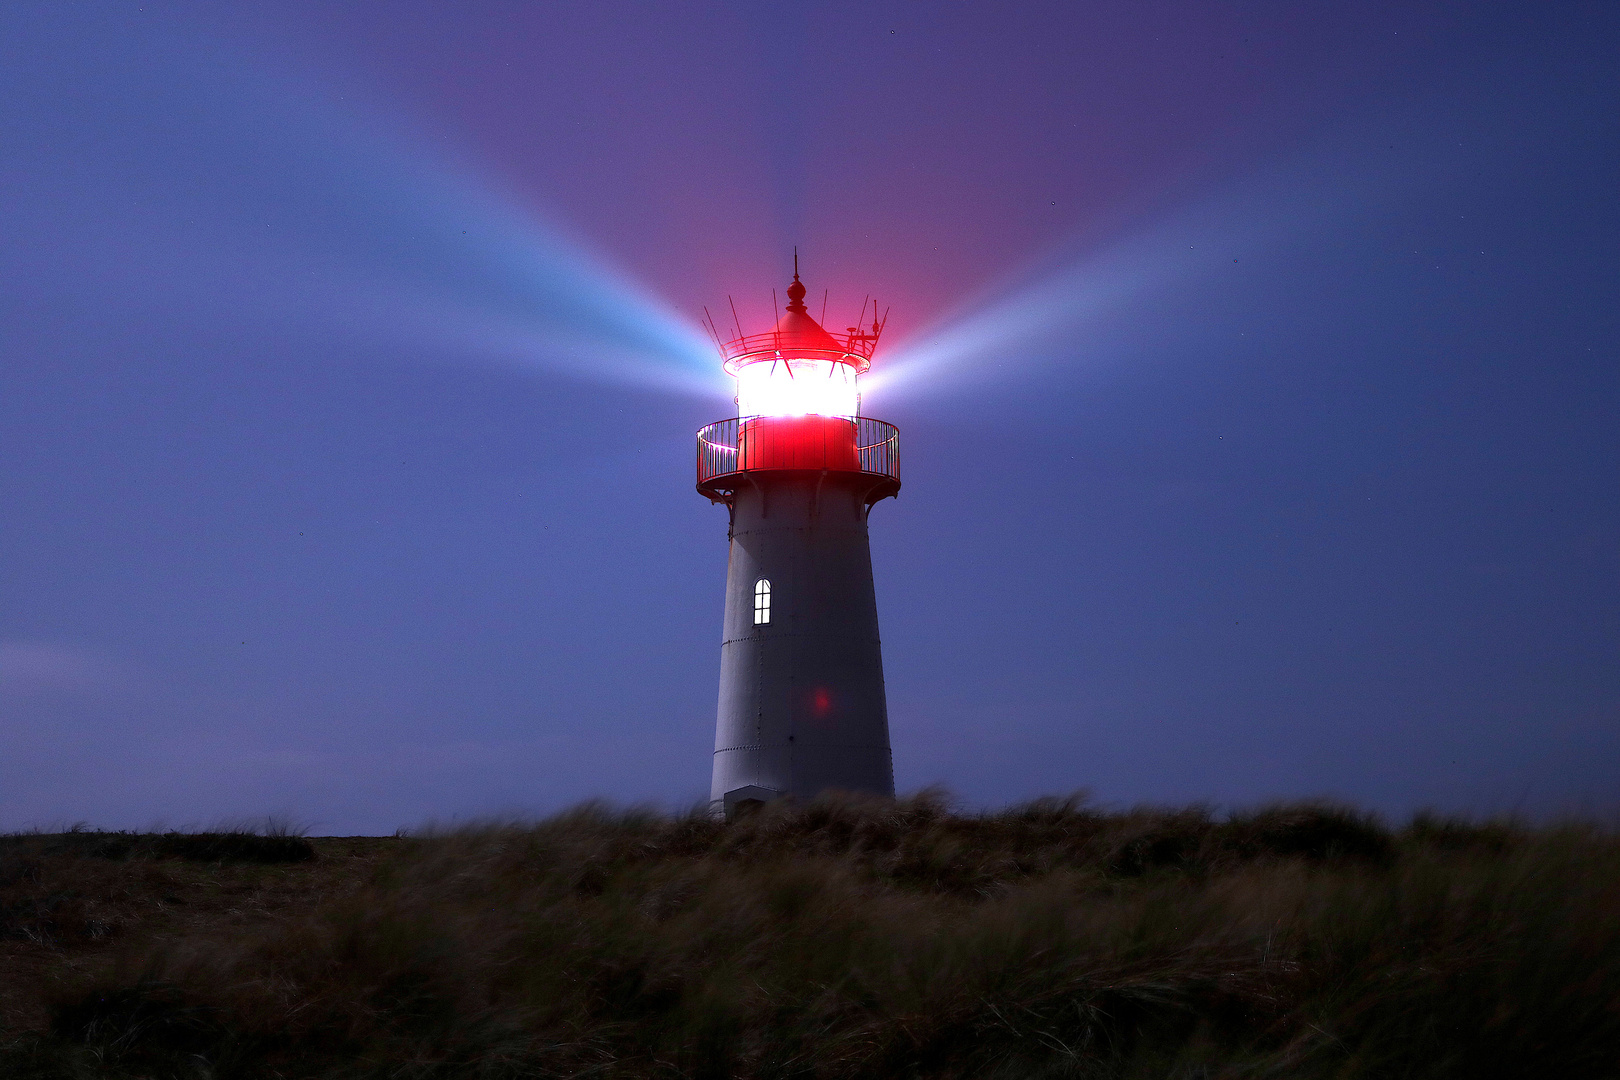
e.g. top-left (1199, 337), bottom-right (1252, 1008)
top-left (697, 268), bottom-right (900, 507)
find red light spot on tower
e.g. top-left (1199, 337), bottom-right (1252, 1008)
top-left (811, 687), bottom-right (833, 716)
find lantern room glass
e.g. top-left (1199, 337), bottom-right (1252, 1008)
top-left (736, 358), bottom-right (859, 419)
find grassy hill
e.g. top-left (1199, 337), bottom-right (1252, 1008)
top-left (2, 795), bottom-right (1617, 1079)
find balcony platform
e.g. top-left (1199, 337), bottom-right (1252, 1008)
top-left (697, 415), bottom-right (900, 506)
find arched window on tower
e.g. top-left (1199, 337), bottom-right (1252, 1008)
top-left (753, 578), bottom-right (772, 625)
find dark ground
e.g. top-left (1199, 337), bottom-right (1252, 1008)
top-left (2, 796), bottom-right (1617, 1079)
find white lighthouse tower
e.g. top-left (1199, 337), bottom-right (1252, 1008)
top-left (696, 266), bottom-right (900, 816)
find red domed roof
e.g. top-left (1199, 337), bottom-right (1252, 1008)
top-left (769, 300), bottom-right (845, 353)
top-left (716, 273), bottom-right (878, 375)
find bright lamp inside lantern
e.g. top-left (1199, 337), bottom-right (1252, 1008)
top-left (736, 358), bottom-right (859, 418)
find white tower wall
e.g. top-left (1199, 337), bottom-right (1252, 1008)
top-left (711, 473), bottom-right (895, 809)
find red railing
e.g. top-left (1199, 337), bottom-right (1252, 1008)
top-left (697, 416), bottom-right (900, 502)
top-left (718, 330), bottom-right (876, 375)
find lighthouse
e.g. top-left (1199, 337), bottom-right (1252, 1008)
top-left (696, 265), bottom-right (900, 816)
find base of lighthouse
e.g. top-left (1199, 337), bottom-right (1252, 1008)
top-left (711, 472), bottom-right (895, 811)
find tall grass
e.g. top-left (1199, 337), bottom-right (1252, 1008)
top-left (18, 794), bottom-right (1620, 1078)
top-left (1, 825), bottom-right (315, 868)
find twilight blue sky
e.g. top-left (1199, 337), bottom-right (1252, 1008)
top-left (2, 2), bottom-right (1616, 832)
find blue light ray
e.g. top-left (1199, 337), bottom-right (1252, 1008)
top-left (866, 110), bottom-right (1458, 403)
top-left (0, 7), bottom-right (720, 397)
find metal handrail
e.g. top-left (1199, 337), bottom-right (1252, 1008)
top-left (697, 415), bottom-right (900, 495)
top-left (723, 347), bottom-right (872, 376)
top-left (721, 328), bottom-right (878, 360)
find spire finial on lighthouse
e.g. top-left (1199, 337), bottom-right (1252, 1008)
top-left (786, 247), bottom-right (808, 313)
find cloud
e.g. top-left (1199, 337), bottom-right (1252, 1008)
top-left (0, 641), bottom-right (122, 698)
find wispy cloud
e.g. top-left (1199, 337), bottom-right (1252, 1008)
top-left (0, 641), bottom-right (122, 699)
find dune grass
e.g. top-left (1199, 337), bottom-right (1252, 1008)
top-left (4, 795), bottom-right (1618, 1078)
